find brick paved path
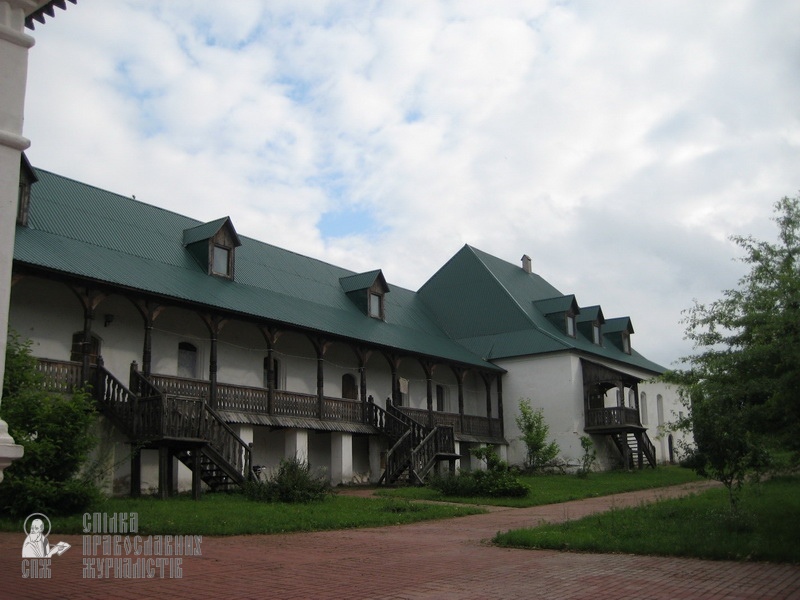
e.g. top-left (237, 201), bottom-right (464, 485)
top-left (2, 481), bottom-right (799, 599)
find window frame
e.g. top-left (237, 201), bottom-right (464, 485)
top-left (211, 244), bottom-right (233, 278)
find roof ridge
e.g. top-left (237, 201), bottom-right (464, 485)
top-left (466, 245), bottom-right (572, 351)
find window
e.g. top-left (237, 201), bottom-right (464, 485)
top-left (566, 313), bottom-right (576, 337)
top-left (621, 332), bottom-right (631, 354)
top-left (178, 342), bottom-right (198, 379)
top-left (70, 332), bottom-right (101, 365)
top-left (263, 357), bottom-right (281, 389)
top-left (369, 292), bottom-right (383, 319)
top-left (592, 322), bottom-right (601, 344)
top-left (342, 374), bottom-right (357, 400)
top-left (436, 384), bottom-right (446, 412)
top-left (212, 245), bottom-right (231, 277)
top-left (640, 392), bottom-right (649, 424)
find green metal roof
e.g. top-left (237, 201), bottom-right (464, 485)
top-left (339, 270), bottom-right (388, 293)
top-left (15, 168), bottom-right (665, 376)
top-left (15, 169), bottom-right (500, 372)
top-left (183, 217), bottom-right (241, 247)
top-left (418, 245), bottom-right (665, 374)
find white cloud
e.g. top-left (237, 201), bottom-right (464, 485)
top-left (21, 0), bottom-right (800, 367)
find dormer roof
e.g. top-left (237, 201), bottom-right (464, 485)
top-left (339, 269), bottom-right (389, 294)
top-left (183, 217), bottom-right (241, 248)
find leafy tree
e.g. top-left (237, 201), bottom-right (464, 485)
top-left (515, 398), bottom-right (560, 472)
top-left (665, 196), bottom-right (800, 510)
top-left (0, 333), bottom-right (101, 516)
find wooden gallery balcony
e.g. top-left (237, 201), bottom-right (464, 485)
top-left (35, 359), bottom-right (504, 442)
top-left (584, 406), bottom-right (643, 432)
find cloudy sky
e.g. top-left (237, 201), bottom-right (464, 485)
top-left (22, 0), bottom-right (800, 368)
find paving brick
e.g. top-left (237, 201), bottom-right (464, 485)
top-left (2, 481), bottom-right (799, 599)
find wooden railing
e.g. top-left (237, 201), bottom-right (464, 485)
top-left (365, 401), bottom-right (410, 441)
top-left (585, 407), bottom-right (641, 428)
top-left (35, 358), bottom-right (83, 393)
top-left (398, 406), bottom-right (501, 439)
top-left (411, 425), bottom-right (455, 480)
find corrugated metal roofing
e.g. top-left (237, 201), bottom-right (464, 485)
top-left (16, 168), bottom-right (664, 376)
top-left (16, 169), bottom-right (501, 372)
top-left (339, 270), bottom-right (386, 293)
top-left (183, 217), bottom-right (240, 246)
top-left (418, 245), bottom-right (665, 374)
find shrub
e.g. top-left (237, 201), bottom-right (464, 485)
top-left (429, 447), bottom-right (529, 498)
top-left (0, 334), bottom-right (102, 517)
top-left (577, 435), bottom-right (597, 478)
top-left (244, 457), bottom-right (331, 503)
top-left (515, 399), bottom-right (560, 472)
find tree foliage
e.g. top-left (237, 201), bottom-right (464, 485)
top-left (515, 398), bottom-right (560, 472)
top-left (664, 196), bottom-right (800, 508)
top-left (0, 334), bottom-right (101, 516)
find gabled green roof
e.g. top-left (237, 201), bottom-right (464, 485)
top-left (418, 245), bottom-right (665, 374)
top-left (339, 270), bottom-right (389, 294)
top-left (183, 217), bottom-right (241, 247)
top-left (604, 316), bottom-right (634, 334)
top-left (14, 169), bottom-right (500, 372)
top-left (533, 295), bottom-right (579, 316)
top-left (577, 305), bottom-right (605, 323)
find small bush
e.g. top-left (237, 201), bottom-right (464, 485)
top-left (244, 458), bottom-right (331, 503)
top-left (429, 447), bottom-right (529, 498)
top-left (0, 333), bottom-right (102, 517)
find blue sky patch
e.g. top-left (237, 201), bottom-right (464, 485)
top-left (319, 206), bottom-right (381, 239)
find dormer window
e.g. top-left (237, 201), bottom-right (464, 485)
top-left (17, 154), bottom-right (37, 227)
top-left (183, 217), bottom-right (241, 281)
top-left (369, 292), bottom-right (383, 319)
top-left (340, 269), bottom-right (390, 321)
top-left (592, 322), bottom-right (601, 345)
top-left (534, 295), bottom-right (580, 338)
top-left (602, 316), bottom-right (634, 354)
top-left (621, 331), bottom-right (631, 354)
top-left (566, 313), bottom-right (576, 337)
top-left (212, 245), bottom-right (231, 277)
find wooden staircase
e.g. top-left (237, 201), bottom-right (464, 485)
top-left (366, 400), bottom-right (458, 484)
top-left (610, 429), bottom-right (657, 469)
top-left (93, 360), bottom-right (251, 495)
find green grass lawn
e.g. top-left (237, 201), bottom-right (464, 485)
top-left (377, 466), bottom-right (703, 507)
top-left (494, 474), bottom-right (800, 563)
top-left (0, 493), bottom-right (484, 536)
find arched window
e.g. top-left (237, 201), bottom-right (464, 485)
top-left (177, 342), bottom-right (198, 379)
top-left (436, 384), bottom-right (446, 412)
top-left (70, 332), bottom-right (101, 365)
top-left (640, 392), bottom-right (648, 424)
top-left (341, 373), bottom-right (357, 400)
top-left (657, 394), bottom-right (665, 427)
top-left (263, 357), bottom-right (281, 389)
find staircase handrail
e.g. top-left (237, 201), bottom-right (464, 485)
top-left (385, 402), bottom-right (429, 445)
top-left (382, 429), bottom-right (414, 485)
top-left (411, 425), bottom-right (456, 481)
top-left (201, 403), bottom-right (253, 482)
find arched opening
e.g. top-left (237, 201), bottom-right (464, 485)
top-left (177, 342), bottom-right (198, 379)
top-left (70, 331), bottom-right (101, 365)
top-left (341, 373), bottom-right (357, 400)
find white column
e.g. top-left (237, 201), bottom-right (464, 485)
top-left (0, 1), bottom-right (38, 482)
top-left (470, 443), bottom-right (487, 471)
top-left (494, 443), bottom-right (508, 462)
top-left (368, 435), bottom-right (382, 483)
top-left (330, 432), bottom-right (352, 486)
top-left (284, 428), bottom-right (308, 462)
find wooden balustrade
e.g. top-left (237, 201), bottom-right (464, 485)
top-left (585, 407), bottom-right (641, 428)
top-left (35, 358), bottom-right (83, 393)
